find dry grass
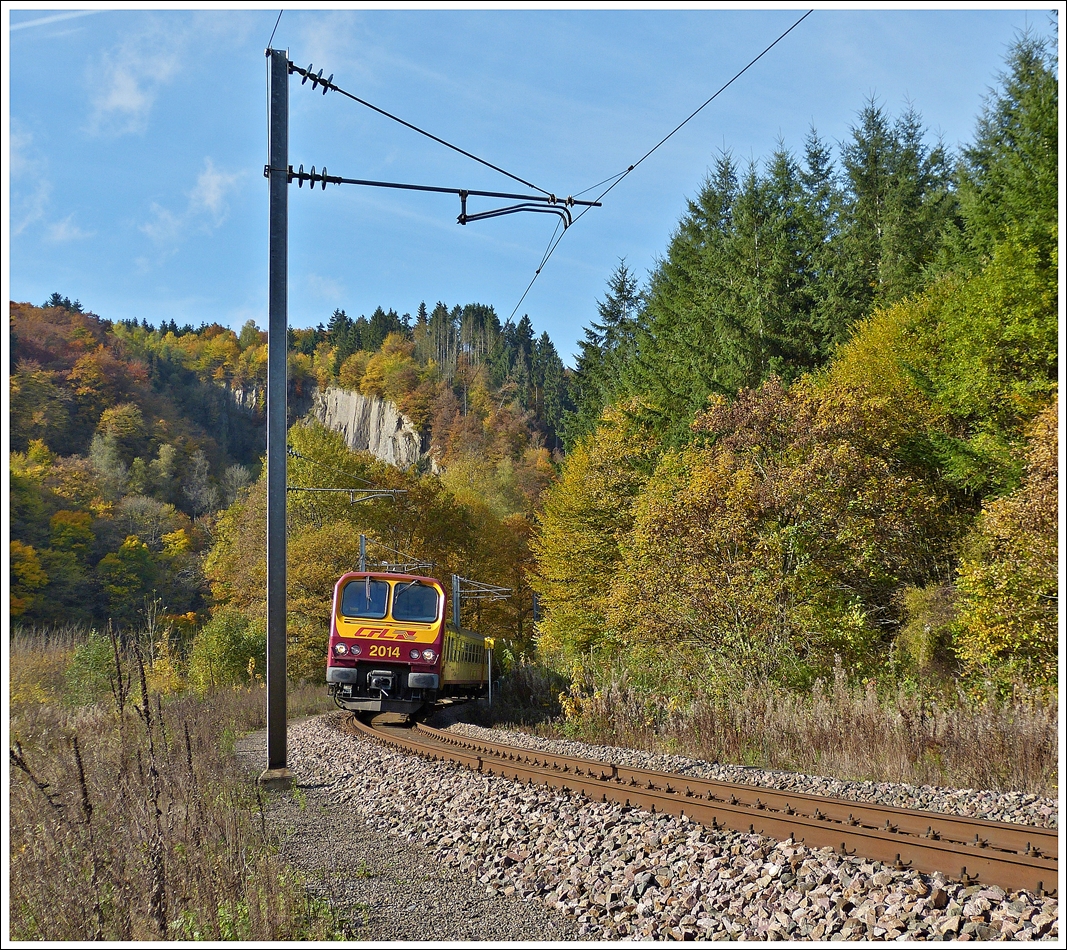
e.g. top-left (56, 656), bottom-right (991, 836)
top-left (9, 623), bottom-right (85, 705)
top-left (489, 661), bottom-right (1057, 796)
top-left (9, 627), bottom-right (341, 941)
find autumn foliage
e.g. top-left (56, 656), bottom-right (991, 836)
top-left (953, 400), bottom-right (1058, 690)
top-left (533, 35), bottom-right (1058, 699)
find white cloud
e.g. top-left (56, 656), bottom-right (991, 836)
top-left (81, 11), bottom-right (254, 137)
top-left (95, 65), bottom-right (152, 122)
top-left (10, 125), bottom-right (34, 179)
top-left (140, 158), bottom-right (245, 247)
top-left (190, 160), bottom-right (243, 223)
top-left (305, 273), bottom-right (345, 302)
top-left (13, 180), bottom-right (52, 236)
top-left (11, 11), bottom-right (99, 31)
top-left (47, 214), bottom-right (95, 243)
top-left (87, 23), bottom-right (181, 135)
top-left (298, 12), bottom-right (366, 82)
top-left (140, 203), bottom-right (183, 245)
top-left (10, 125), bottom-right (53, 235)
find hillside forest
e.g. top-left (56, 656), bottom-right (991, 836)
top-left (10, 281), bottom-right (571, 679)
top-left (9, 35), bottom-right (1057, 706)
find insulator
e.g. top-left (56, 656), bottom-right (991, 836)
top-left (310, 166), bottom-right (316, 183)
top-left (302, 63), bottom-right (314, 84)
top-left (297, 164), bottom-right (304, 187)
top-left (321, 167), bottom-right (327, 190)
top-left (323, 74), bottom-right (333, 95)
top-left (316, 69), bottom-right (324, 88)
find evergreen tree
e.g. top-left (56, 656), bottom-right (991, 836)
top-left (955, 32), bottom-right (1058, 267)
top-left (43, 293), bottom-right (84, 312)
top-left (838, 100), bottom-right (955, 312)
top-left (801, 128), bottom-right (851, 347)
top-left (624, 150), bottom-right (836, 442)
top-left (459, 303), bottom-right (502, 364)
top-left (495, 315), bottom-right (535, 409)
top-left (364, 306), bottom-right (407, 352)
top-left (428, 301), bottom-right (456, 379)
top-left (625, 153), bottom-right (743, 441)
top-left (531, 332), bottom-right (571, 449)
top-left (327, 308), bottom-right (357, 372)
top-left (564, 260), bottom-right (642, 448)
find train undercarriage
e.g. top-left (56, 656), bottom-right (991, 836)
top-left (327, 662), bottom-right (485, 715)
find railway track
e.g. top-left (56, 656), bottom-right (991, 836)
top-left (347, 714), bottom-right (1057, 896)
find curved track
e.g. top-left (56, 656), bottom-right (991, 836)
top-left (345, 714), bottom-right (1057, 896)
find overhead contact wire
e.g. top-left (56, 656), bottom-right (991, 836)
top-left (598, 9), bottom-right (813, 202)
top-left (508, 219), bottom-right (564, 320)
top-left (572, 168), bottom-right (629, 199)
top-left (507, 8), bottom-right (813, 321)
top-left (287, 447), bottom-right (376, 487)
top-left (267, 10), bottom-right (283, 50)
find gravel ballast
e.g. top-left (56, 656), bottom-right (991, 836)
top-left (243, 713), bottom-right (1058, 941)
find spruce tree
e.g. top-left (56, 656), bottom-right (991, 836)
top-left (563, 260), bottom-right (642, 448)
top-left (956, 31), bottom-right (1058, 267)
top-left (839, 99), bottom-right (955, 313)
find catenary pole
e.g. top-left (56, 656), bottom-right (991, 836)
top-left (261, 48), bottom-right (293, 788)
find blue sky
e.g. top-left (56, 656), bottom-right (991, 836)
top-left (5, 5), bottom-right (1058, 365)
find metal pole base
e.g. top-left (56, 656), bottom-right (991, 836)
top-left (257, 767), bottom-right (295, 791)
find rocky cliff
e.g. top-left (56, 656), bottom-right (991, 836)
top-left (307, 386), bottom-right (426, 469)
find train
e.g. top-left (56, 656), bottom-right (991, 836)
top-left (326, 570), bottom-right (489, 716)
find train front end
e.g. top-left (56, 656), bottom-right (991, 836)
top-left (326, 572), bottom-right (444, 715)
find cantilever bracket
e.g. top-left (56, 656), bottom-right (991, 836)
top-left (458, 201), bottom-right (573, 229)
top-left (275, 166), bottom-right (599, 229)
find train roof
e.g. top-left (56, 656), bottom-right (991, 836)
top-left (335, 571), bottom-right (443, 586)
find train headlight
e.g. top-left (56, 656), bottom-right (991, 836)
top-left (409, 648), bottom-right (421, 660)
top-left (334, 643), bottom-right (348, 655)
top-left (422, 649), bottom-right (437, 662)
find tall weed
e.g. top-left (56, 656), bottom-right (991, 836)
top-left (9, 629), bottom-right (340, 941)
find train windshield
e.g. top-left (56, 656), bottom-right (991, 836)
top-left (391, 582), bottom-right (440, 623)
top-left (340, 579), bottom-right (390, 619)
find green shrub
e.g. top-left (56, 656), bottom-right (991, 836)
top-left (187, 608), bottom-right (266, 692)
top-left (64, 631), bottom-right (114, 705)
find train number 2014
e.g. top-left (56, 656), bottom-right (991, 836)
top-left (368, 644), bottom-right (401, 659)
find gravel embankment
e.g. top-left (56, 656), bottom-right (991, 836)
top-left (236, 722), bottom-right (584, 941)
top-left (242, 712), bottom-right (1059, 941)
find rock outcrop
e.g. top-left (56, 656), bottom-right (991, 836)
top-left (308, 386), bottom-right (425, 469)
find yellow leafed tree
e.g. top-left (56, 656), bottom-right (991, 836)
top-left (952, 398), bottom-right (1058, 693)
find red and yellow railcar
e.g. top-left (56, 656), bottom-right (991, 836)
top-left (326, 571), bottom-right (488, 715)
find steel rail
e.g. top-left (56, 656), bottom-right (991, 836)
top-left (345, 716), bottom-right (1057, 896)
top-left (416, 724), bottom-right (1058, 859)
